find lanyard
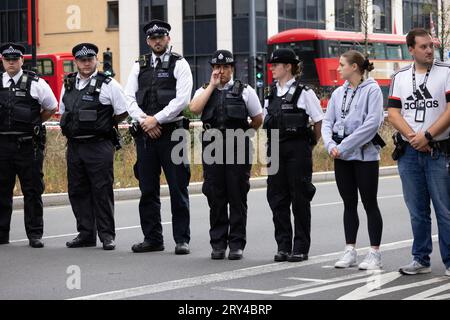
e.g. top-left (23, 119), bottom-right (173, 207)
top-left (341, 82), bottom-right (361, 119)
top-left (412, 64), bottom-right (431, 101)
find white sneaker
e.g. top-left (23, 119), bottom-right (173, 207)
top-left (399, 260), bottom-right (431, 275)
top-left (335, 247), bottom-right (357, 268)
top-left (358, 251), bottom-right (383, 270)
top-left (445, 267), bottom-right (450, 277)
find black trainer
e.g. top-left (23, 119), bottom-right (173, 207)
top-left (211, 249), bottom-right (226, 260)
top-left (66, 236), bottom-right (96, 248)
top-left (175, 242), bottom-right (190, 255)
top-left (131, 241), bottom-right (164, 253)
top-left (29, 239), bottom-right (44, 248)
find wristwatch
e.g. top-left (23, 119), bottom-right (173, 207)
top-left (424, 130), bottom-right (433, 141)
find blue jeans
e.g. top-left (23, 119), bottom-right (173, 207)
top-left (398, 144), bottom-right (450, 268)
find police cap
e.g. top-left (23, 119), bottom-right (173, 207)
top-left (72, 43), bottom-right (99, 59)
top-left (0, 42), bottom-right (25, 59)
top-left (144, 20), bottom-right (171, 38)
top-left (268, 48), bottom-right (300, 64)
top-left (209, 50), bottom-right (235, 66)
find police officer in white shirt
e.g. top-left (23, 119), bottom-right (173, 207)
top-left (60, 43), bottom-right (129, 251)
top-left (125, 20), bottom-right (193, 255)
top-left (190, 50), bottom-right (263, 260)
top-left (0, 42), bottom-right (57, 248)
top-left (263, 48), bottom-right (323, 263)
top-left (388, 28), bottom-right (450, 276)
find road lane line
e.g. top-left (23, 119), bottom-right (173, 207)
top-left (9, 222), bottom-right (172, 243)
top-left (403, 283), bottom-right (450, 300)
top-left (68, 235), bottom-right (437, 300)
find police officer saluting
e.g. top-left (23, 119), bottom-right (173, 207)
top-left (190, 50), bottom-right (263, 260)
top-left (60, 43), bottom-right (128, 250)
top-left (125, 20), bottom-right (193, 255)
top-left (264, 48), bottom-right (323, 262)
top-left (0, 43), bottom-right (57, 248)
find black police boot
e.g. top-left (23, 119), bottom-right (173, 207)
top-left (66, 236), bottom-right (97, 248)
top-left (175, 242), bottom-right (190, 255)
top-left (131, 240), bottom-right (164, 253)
top-left (274, 251), bottom-right (290, 262)
top-left (211, 248), bottom-right (226, 260)
top-left (102, 239), bottom-right (116, 251)
top-left (29, 238), bottom-right (44, 248)
top-left (287, 253), bottom-right (308, 262)
top-left (228, 249), bottom-right (243, 260)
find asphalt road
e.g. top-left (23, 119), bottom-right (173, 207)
top-left (1, 175), bottom-right (449, 301)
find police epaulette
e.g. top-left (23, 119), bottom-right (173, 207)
top-left (23, 70), bottom-right (40, 81)
top-left (171, 52), bottom-right (183, 59)
top-left (96, 71), bottom-right (113, 84)
top-left (137, 54), bottom-right (149, 67)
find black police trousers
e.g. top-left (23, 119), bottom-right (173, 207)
top-left (202, 133), bottom-right (252, 251)
top-left (267, 137), bottom-right (312, 254)
top-left (0, 135), bottom-right (44, 242)
top-left (67, 139), bottom-right (115, 243)
top-left (134, 130), bottom-right (191, 245)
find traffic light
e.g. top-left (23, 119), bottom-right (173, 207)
top-left (103, 48), bottom-right (115, 77)
top-left (255, 55), bottom-right (264, 80)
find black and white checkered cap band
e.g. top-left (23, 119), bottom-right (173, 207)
top-left (2, 46), bottom-right (23, 56)
top-left (75, 46), bottom-right (97, 58)
top-left (147, 25), bottom-right (169, 35)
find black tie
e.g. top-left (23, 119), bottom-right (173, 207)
top-left (9, 78), bottom-right (15, 90)
top-left (155, 57), bottom-right (161, 69)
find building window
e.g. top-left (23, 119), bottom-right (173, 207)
top-left (335, 0), bottom-right (361, 31)
top-left (0, 0), bottom-right (28, 47)
top-left (107, 1), bottom-right (119, 29)
top-left (278, 0), bottom-right (326, 31)
top-left (139, 0), bottom-right (167, 54)
top-left (403, 0), bottom-right (438, 35)
top-left (373, 0), bottom-right (391, 33)
top-left (183, 0), bottom-right (217, 89)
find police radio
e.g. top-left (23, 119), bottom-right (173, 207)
top-left (161, 46), bottom-right (172, 70)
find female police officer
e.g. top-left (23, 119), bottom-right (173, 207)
top-left (263, 48), bottom-right (323, 262)
top-left (190, 50), bottom-right (263, 260)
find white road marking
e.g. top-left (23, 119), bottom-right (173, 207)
top-left (338, 276), bottom-right (449, 300)
top-left (69, 236), bottom-right (435, 300)
top-left (403, 283), bottom-right (450, 300)
top-left (287, 277), bottom-right (332, 283)
top-left (9, 222), bottom-right (172, 243)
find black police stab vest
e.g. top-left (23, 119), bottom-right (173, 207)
top-left (264, 81), bottom-right (309, 141)
top-left (201, 81), bottom-right (249, 130)
top-left (60, 72), bottom-right (114, 139)
top-left (136, 53), bottom-right (182, 117)
top-left (0, 71), bottom-right (42, 133)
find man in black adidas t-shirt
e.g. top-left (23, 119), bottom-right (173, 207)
top-left (388, 28), bottom-right (450, 277)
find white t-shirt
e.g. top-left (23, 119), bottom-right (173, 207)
top-left (263, 78), bottom-right (324, 123)
top-left (388, 60), bottom-right (450, 141)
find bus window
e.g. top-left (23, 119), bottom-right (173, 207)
top-left (339, 42), bottom-right (353, 55)
top-left (42, 60), bottom-right (53, 75)
top-left (386, 44), bottom-right (402, 60)
top-left (63, 60), bottom-right (76, 74)
top-left (401, 44), bottom-right (411, 60)
top-left (372, 43), bottom-right (386, 60)
top-left (328, 41), bottom-right (339, 57)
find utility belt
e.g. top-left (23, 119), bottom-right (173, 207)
top-left (0, 133), bottom-right (33, 143)
top-left (392, 132), bottom-right (450, 161)
top-left (0, 125), bottom-right (46, 159)
top-left (68, 128), bottom-right (123, 151)
top-left (332, 132), bottom-right (386, 147)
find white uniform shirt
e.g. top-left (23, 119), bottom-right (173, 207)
top-left (125, 49), bottom-right (193, 124)
top-left (388, 60), bottom-right (450, 141)
top-left (263, 78), bottom-right (324, 123)
top-left (59, 70), bottom-right (129, 116)
top-left (2, 69), bottom-right (57, 111)
top-left (193, 79), bottom-right (263, 117)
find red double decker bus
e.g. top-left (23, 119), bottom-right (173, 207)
top-left (267, 29), bottom-right (439, 107)
top-left (22, 53), bottom-right (76, 112)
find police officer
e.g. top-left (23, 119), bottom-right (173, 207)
top-left (388, 28), bottom-right (450, 276)
top-left (125, 20), bottom-right (193, 255)
top-left (264, 48), bottom-right (323, 262)
top-left (0, 43), bottom-right (57, 248)
top-left (189, 50), bottom-right (263, 260)
top-left (60, 43), bottom-right (129, 251)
